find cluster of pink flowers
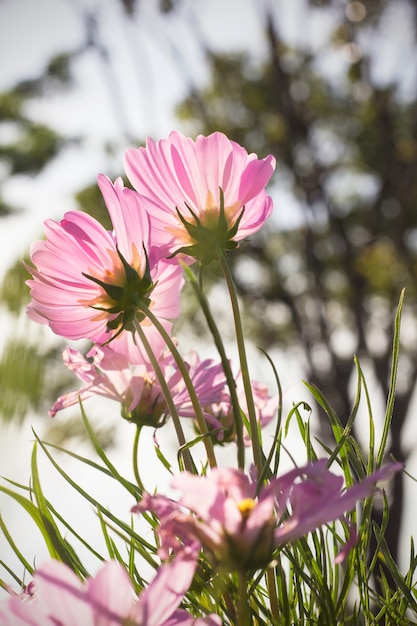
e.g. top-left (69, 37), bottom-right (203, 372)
top-left (1, 460), bottom-right (402, 624)
top-left (16, 130), bottom-right (403, 624)
top-left (26, 131), bottom-right (278, 438)
top-left (26, 132), bottom-right (275, 360)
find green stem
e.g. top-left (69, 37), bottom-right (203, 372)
top-left (219, 254), bottom-right (263, 474)
top-left (266, 568), bottom-right (280, 623)
top-left (237, 571), bottom-right (251, 626)
top-left (136, 309), bottom-right (217, 469)
top-left (184, 263), bottom-right (245, 469)
top-left (133, 320), bottom-right (194, 473)
top-left (132, 425), bottom-right (145, 490)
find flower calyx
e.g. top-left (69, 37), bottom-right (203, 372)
top-left (83, 244), bottom-right (154, 341)
top-left (171, 188), bottom-right (245, 265)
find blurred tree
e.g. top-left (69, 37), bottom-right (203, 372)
top-left (176, 0), bottom-right (417, 588)
top-left (0, 50), bottom-right (76, 427)
top-left (0, 27), bottom-right (116, 446)
top-left (0, 52), bottom-right (74, 215)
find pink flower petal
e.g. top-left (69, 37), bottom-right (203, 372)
top-left (86, 561), bottom-right (136, 626)
top-left (132, 545), bottom-right (198, 626)
top-left (32, 561), bottom-right (93, 626)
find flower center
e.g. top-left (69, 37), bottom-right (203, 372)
top-left (237, 498), bottom-right (256, 519)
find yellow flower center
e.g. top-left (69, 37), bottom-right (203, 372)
top-left (237, 498), bottom-right (256, 518)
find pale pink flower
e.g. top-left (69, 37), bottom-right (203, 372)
top-left (124, 131), bottom-right (276, 263)
top-left (26, 175), bottom-right (183, 363)
top-left (134, 460), bottom-right (402, 572)
top-left (50, 344), bottom-right (226, 429)
top-left (0, 551), bottom-right (220, 625)
top-left (205, 373), bottom-right (279, 445)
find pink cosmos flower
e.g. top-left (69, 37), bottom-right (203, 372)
top-left (26, 175), bottom-right (183, 364)
top-left (134, 460), bottom-right (403, 572)
top-left (50, 344), bottom-right (227, 429)
top-left (124, 131), bottom-right (276, 264)
top-left (0, 552), bottom-right (221, 626)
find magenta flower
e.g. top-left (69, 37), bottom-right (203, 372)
top-left (124, 131), bottom-right (276, 264)
top-left (134, 460), bottom-right (402, 572)
top-left (26, 175), bottom-right (183, 364)
top-left (0, 552), bottom-right (220, 625)
top-left (50, 344), bottom-right (226, 429)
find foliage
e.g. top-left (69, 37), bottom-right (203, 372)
top-left (0, 287), bottom-right (414, 624)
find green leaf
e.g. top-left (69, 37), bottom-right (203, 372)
top-left (377, 288), bottom-right (405, 466)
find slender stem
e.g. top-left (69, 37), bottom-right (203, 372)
top-left (266, 568), bottom-right (280, 622)
top-left (219, 254), bottom-right (263, 474)
top-left (184, 263), bottom-right (245, 469)
top-left (133, 319), bottom-right (194, 473)
top-left (132, 425), bottom-right (145, 490)
top-left (237, 571), bottom-right (251, 626)
top-left (136, 309), bottom-right (217, 469)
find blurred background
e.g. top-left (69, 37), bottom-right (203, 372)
top-left (1, 0), bottom-right (417, 592)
